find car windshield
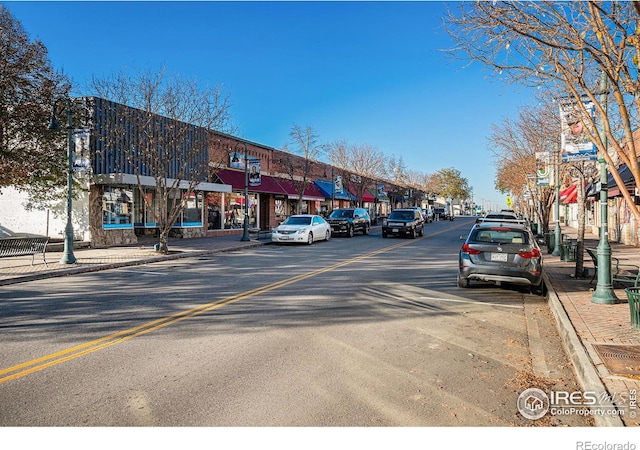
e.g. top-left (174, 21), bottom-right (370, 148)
top-left (330, 210), bottom-right (353, 219)
top-left (484, 214), bottom-right (517, 221)
top-left (284, 216), bottom-right (311, 226)
top-left (472, 228), bottom-right (529, 244)
top-left (389, 211), bottom-right (413, 220)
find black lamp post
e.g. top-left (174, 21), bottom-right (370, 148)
top-left (48, 97), bottom-right (77, 264)
top-left (233, 142), bottom-right (250, 241)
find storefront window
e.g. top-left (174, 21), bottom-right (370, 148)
top-left (224, 192), bottom-right (257, 229)
top-left (207, 193), bottom-right (223, 230)
top-left (134, 188), bottom-right (158, 227)
top-left (275, 199), bottom-right (285, 221)
top-left (102, 186), bottom-right (133, 229)
top-left (183, 192), bottom-right (203, 226)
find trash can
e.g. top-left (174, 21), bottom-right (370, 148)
top-left (561, 241), bottom-right (577, 262)
top-left (544, 232), bottom-right (555, 254)
top-left (624, 287), bottom-right (640, 331)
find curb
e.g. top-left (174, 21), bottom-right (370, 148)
top-left (543, 272), bottom-right (624, 426)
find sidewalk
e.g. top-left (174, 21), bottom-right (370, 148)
top-left (542, 227), bottom-right (640, 426)
top-left (0, 228), bottom-right (639, 426)
top-left (0, 233), bottom-right (266, 286)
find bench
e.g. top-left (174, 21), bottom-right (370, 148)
top-left (586, 248), bottom-right (640, 288)
top-left (249, 228), bottom-right (271, 240)
top-left (0, 236), bottom-right (49, 266)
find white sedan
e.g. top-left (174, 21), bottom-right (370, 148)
top-left (271, 214), bottom-right (331, 245)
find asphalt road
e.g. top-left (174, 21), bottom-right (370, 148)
top-left (0, 217), bottom-right (591, 426)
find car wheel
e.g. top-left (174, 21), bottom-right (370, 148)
top-left (363, 224), bottom-right (369, 235)
top-left (325, 230), bottom-right (330, 241)
top-left (457, 273), bottom-right (470, 288)
top-left (347, 226), bottom-right (354, 238)
top-left (307, 232), bottom-right (314, 245)
top-left (382, 231), bottom-right (387, 238)
top-left (418, 225), bottom-right (424, 236)
top-left (531, 282), bottom-right (546, 296)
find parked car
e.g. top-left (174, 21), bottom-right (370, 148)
top-left (433, 207), bottom-right (453, 221)
top-left (326, 208), bottom-right (371, 237)
top-left (407, 207), bottom-right (426, 222)
top-left (457, 222), bottom-right (544, 295)
top-left (271, 214), bottom-right (331, 245)
top-left (382, 208), bottom-right (424, 239)
top-left (475, 211), bottom-right (527, 227)
top-left (422, 207), bottom-right (434, 223)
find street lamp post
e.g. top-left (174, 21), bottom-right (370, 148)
top-left (592, 72), bottom-right (618, 304)
top-left (234, 142), bottom-right (251, 242)
top-left (48, 97), bottom-right (77, 264)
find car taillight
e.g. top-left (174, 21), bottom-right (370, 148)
top-left (519, 248), bottom-right (541, 259)
top-left (461, 243), bottom-right (481, 255)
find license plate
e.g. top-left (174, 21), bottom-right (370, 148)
top-left (491, 252), bottom-right (508, 262)
top-left (392, 229), bottom-right (399, 233)
top-left (280, 236), bottom-right (290, 240)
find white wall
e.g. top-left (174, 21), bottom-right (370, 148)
top-left (0, 186), bottom-right (90, 240)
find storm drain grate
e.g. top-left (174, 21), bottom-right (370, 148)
top-left (592, 344), bottom-right (640, 376)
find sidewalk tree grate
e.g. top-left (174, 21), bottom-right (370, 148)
top-left (593, 344), bottom-right (640, 376)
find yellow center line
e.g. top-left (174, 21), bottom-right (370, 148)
top-left (1, 224), bottom-right (467, 384)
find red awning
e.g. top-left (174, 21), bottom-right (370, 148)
top-left (559, 184), bottom-right (577, 204)
top-left (215, 169), bottom-right (287, 195)
top-left (349, 184), bottom-right (375, 202)
top-left (560, 183), bottom-right (591, 204)
top-left (277, 178), bottom-right (326, 201)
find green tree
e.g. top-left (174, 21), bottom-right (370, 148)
top-left (430, 167), bottom-right (471, 201)
top-left (0, 5), bottom-right (70, 199)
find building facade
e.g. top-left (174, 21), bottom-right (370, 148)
top-left (2, 97), bottom-right (426, 246)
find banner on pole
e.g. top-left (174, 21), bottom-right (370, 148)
top-left (560, 99), bottom-right (597, 162)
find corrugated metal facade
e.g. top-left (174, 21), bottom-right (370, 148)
top-left (89, 96), bottom-right (208, 181)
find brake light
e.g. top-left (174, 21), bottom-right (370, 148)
top-left (461, 243), bottom-right (481, 255)
top-left (519, 248), bottom-right (541, 259)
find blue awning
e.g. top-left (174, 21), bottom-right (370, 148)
top-left (314, 179), bottom-right (355, 201)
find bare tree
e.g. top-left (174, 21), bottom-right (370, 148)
top-left (90, 67), bottom-right (231, 253)
top-left (279, 124), bottom-right (325, 214)
top-left (0, 5), bottom-right (70, 201)
top-left (444, 2), bottom-right (640, 235)
top-left (327, 141), bottom-right (387, 207)
top-left (489, 102), bottom-right (558, 233)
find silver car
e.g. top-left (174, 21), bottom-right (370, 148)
top-left (458, 223), bottom-right (545, 295)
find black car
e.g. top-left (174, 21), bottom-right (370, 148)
top-left (327, 208), bottom-right (371, 237)
top-left (382, 208), bottom-right (424, 239)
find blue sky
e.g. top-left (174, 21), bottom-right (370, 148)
top-left (7, 1), bottom-right (534, 209)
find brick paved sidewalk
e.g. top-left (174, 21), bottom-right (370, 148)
top-left (0, 234), bottom-right (265, 286)
top-left (543, 227), bottom-right (640, 426)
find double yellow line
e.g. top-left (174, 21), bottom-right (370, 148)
top-left (0, 239), bottom-right (412, 384)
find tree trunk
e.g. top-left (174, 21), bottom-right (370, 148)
top-left (158, 227), bottom-right (169, 254)
top-left (575, 172), bottom-right (586, 279)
